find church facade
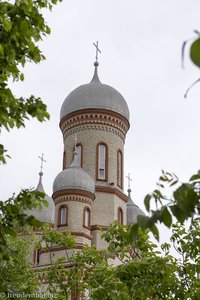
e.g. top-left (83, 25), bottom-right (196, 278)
top-left (29, 52), bottom-right (144, 266)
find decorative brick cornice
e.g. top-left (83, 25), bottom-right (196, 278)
top-left (39, 244), bottom-right (85, 255)
top-left (95, 185), bottom-right (128, 203)
top-left (71, 231), bottom-right (92, 241)
top-left (52, 189), bottom-right (95, 203)
top-left (90, 225), bottom-right (109, 231)
top-left (60, 109), bottom-right (130, 138)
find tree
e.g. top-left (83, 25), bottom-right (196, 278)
top-left (37, 219), bottom-right (200, 299)
top-left (0, 0), bottom-right (62, 260)
top-left (0, 235), bottom-right (40, 299)
top-left (134, 170), bottom-right (200, 241)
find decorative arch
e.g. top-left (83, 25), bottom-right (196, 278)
top-left (96, 142), bottom-right (108, 181)
top-left (117, 149), bottom-right (123, 188)
top-left (118, 207), bottom-right (123, 225)
top-left (83, 206), bottom-right (91, 228)
top-left (58, 205), bottom-right (68, 227)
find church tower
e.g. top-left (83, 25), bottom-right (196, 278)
top-left (52, 44), bottom-right (130, 250)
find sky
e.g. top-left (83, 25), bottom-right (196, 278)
top-left (1, 0), bottom-right (200, 241)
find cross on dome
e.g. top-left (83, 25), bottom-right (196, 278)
top-left (93, 41), bottom-right (101, 65)
top-left (126, 173), bottom-right (133, 189)
top-left (38, 153), bottom-right (46, 173)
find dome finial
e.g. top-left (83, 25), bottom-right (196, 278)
top-left (126, 173), bottom-right (133, 203)
top-left (37, 153), bottom-right (46, 192)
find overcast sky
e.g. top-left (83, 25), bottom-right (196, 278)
top-left (1, 0), bottom-right (200, 241)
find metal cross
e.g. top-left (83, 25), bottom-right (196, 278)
top-left (93, 41), bottom-right (101, 63)
top-left (126, 173), bottom-right (133, 189)
top-left (38, 153), bottom-right (46, 172)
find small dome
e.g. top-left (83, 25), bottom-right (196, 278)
top-left (60, 66), bottom-right (130, 121)
top-left (53, 151), bottom-right (95, 194)
top-left (127, 189), bottom-right (145, 225)
top-left (26, 172), bottom-right (55, 224)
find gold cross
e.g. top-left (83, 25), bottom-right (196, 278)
top-left (93, 41), bottom-right (101, 63)
top-left (38, 153), bottom-right (46, 172)
top-left (126, 173), bottom-right (133, 189)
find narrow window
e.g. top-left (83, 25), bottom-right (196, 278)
top-left (118, 207), bottom-right (123, 225)
top-left (63, 150), bottom-right (66, 170)
top-left (58, 206), bottom-right (68, 226)
top-left (83, 207), bottom-right (90, 228)
top-left (61, 207), bottom-right (67, 224)
top-left (117, 150), bottom-right (123, 188)
top-left (97, 143), bottom-right (108, 180)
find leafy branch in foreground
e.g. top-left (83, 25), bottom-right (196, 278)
top-left (38, 220), bottom-right (200, 299)
top-left (134, 170), bottom-right (200, 240)
top-left (0, 0), bottom-right (62, 163)
top-left (182, 30), bottom-right (200, 97)
top-left (0, 189), bottom-right (47, 260)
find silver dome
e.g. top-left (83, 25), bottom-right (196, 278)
top-left (26, 172), bottom-right (55, 224)
top-left (127, 189), bottom-right (145, 225)
top-left (60, 66), bottom-right (130, 121)
top-left (53, 151), bottom-right (95, 194)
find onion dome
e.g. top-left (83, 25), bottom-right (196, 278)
top-left (127, 188), bottom-right (145, 225)
top-left (60, 63), bottom-right (130, 121)
top-left (26, 172), bottom-right (55, 224)
top-left (53, 150), bottom-right (95, 194)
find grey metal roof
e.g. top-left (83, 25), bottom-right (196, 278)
top-left (26, 172), bottom-right (55, 224)
top-left (127, 189), bottom-right (145, 225)
top-left (60, 66), bottom-right (130, 121)
top-left (53, 151), bottom-right (95, 194)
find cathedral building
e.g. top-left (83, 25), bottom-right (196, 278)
top-left (29, 48), bottom-right (144, 266)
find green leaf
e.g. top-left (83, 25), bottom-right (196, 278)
top-left (2, 19), bottom-right (12, 31)
top-left (144, 194), bottom-right (151, 212)
top-left (0, 44), bottom-right (4, 55)
top-left (160, 207), bottom-right (172, 228)
top-left (189, 173), bottom-right (200, 181)
top-left (130, 223), bottom-right (139, 244)
top-left (137, 215), bottom-right (150, 229)
top-left (151, 224), bottom-right (159, 241)
top-left (190, 38), bottom-right (200, 68)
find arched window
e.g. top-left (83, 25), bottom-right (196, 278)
top-left (63, 150), bottom-right (66, 170)
top-left (117, 149), bottom-right (123, 188)
top-left (58, 205), bottom-right (68, 226)
top-left (76, 143), bottom-right (83, 167)
top-left (83, 207), bottom-right (91, 228)
top-left (118, 207), bottom-right (123, 225)
top-left (97, 143), bottom-right (108, 181)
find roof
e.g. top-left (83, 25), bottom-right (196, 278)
top-left (25, 172), bottom-right (55, 224)
top-left (126, 189), bottom-right (145, 225)
top-left (60, 65), bottom-right (130, 121)
top-left (53, 151), bottom-right (95, 194)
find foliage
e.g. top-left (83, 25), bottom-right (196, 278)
top-left (38, 220), bottom-right (200, 299)
top-left (0, 0), bottom-right (62, 164)
top-left (182, 30), bottom-right (200, 97)
top-left (0, 189), bottom-right (47, 260)
top-left (0, 0), bottom-right (62, 261)
top-left (133, 170), bottom-right (200, 241)
top-left (0, 235), bottom-right (40, 299)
